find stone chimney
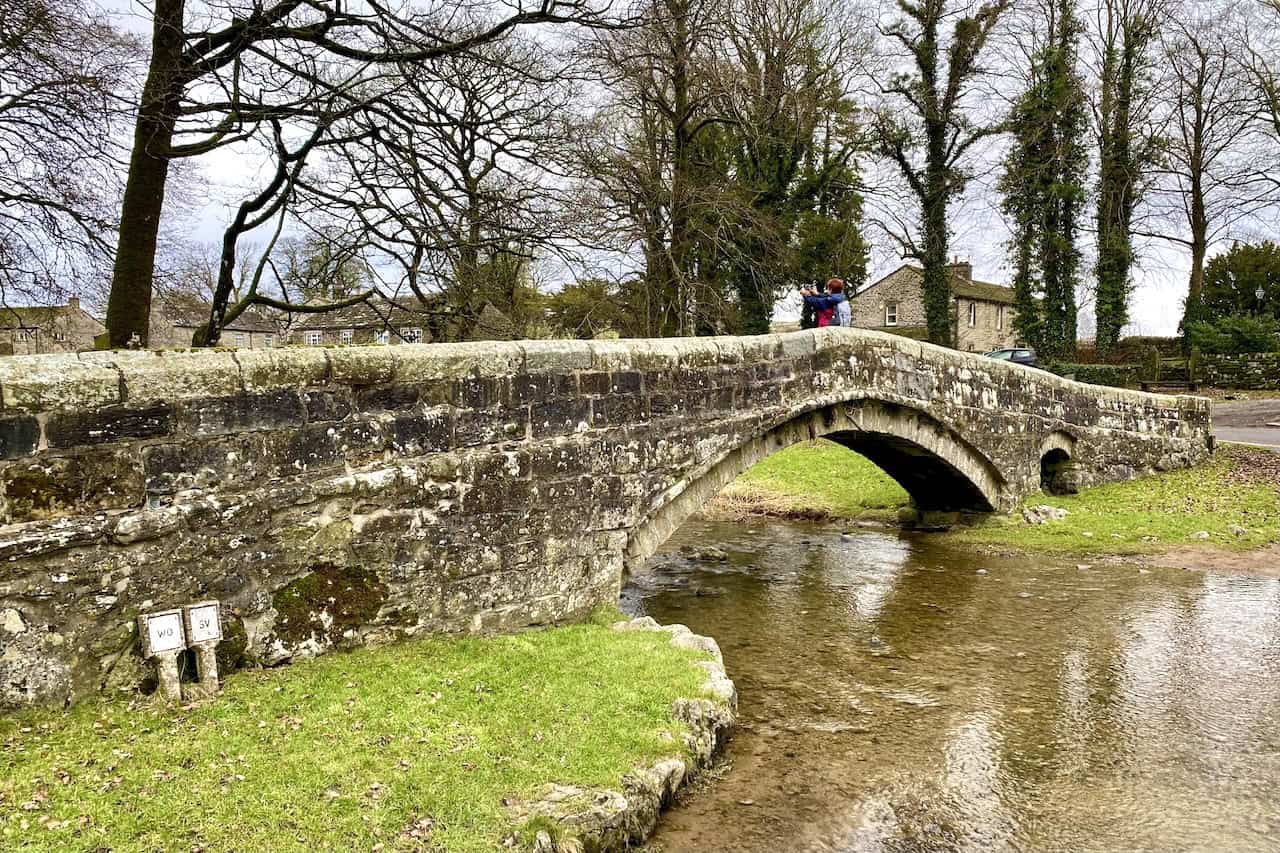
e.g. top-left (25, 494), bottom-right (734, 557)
top-left (946, 257), bottom-right (973, 282)
top-left (67, 296), bottom-right (80, 312)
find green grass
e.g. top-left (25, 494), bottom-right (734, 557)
top-left (714, 440), bottom-right (1279, 556)
top-left (0, 618), bottom-right (709, 853)
top-left (957, 445), bottom-right (1280, 554)
top-left (714, 439), bottom-right (909, 519)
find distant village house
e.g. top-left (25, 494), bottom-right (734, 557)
top-left (848, 260), bottom-right (1020, 352)
top-left (0, 297), bottom-right (104, 355)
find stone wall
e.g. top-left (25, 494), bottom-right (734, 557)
top-left (0, 331), bottom-right (1212, 710)
top-left (1200, 353), bottom-right (1280, 390)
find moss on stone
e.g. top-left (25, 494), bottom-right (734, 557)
top-left (215, 613), bottom-right (249, 673)
top-left (271, 563), bottom-right (389, 647)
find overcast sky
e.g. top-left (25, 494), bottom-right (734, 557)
top-left (99, 0), bottom-right (1267, 338)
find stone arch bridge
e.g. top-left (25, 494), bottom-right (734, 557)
top-left (0, 330), bottom-right (1210, 708)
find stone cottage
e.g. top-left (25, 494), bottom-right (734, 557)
top-left (847, 261), bottom-right (1021, 352)
top-left (0, 297), bottom-right (105, 355)
top-left (149, 292), bottom-right (281, 349)
top-left (285, 296), bottom-right (437, 346)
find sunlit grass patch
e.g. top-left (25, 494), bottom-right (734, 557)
top-left (0, 619), bottom-right (709, 853)
top-left (704, 439), bottom-right (909, 521)
top-left (956, 444), bottom-right (1280, 554)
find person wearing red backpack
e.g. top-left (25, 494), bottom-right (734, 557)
top-left (800, 278), bottom-right (850, 327)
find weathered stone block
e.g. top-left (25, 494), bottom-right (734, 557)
top-left (355, 384), bottom-right (420, 412)
top-left (520, 339), bottom-right (593, 372)
top-left (117, 350), bottom-right (243, 404)
top-left (0, 415), bottom-right (39, 459)
top-left (302, 389), bottom-right (354, 422)
top-left (0, 354), bottom-right (121, 411)
top-left (3, 449), bottom-right (143, 522)
top-left (179, 391), bottom-right (305, 436)
top-left (387, 410), bottom-right (454, 454)
top-left (234, 347), bottom-right (329, 392)
top-left (530, 398), bottom-right (592, 438)
top-left (455, 407), bottom-right (529, 446)
top-left (326, 346), bottom-right (400, 385)
top-left (511, 373), bottom-right (577, 406)
top-left (578, 371), bottom-right (611, 396)
top-left (393, 341), bottom-right (522, 382)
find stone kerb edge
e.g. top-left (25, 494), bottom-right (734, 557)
top-left (505, 616), bottom-right (737, 853)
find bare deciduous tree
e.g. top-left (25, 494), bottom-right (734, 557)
top-left (104, 0), bottom-right (619, 348)
top-left (0, 0), bottom-right (135, 311)
top-left (1144, 12), bottom-right (1274, 331)
top-left (299, 37), bottom-right (583, 341)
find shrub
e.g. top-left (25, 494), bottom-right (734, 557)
top-left (1184, 315), bottom-right (1280, 355)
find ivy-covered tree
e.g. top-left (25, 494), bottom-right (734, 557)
top-left (876, 0), bottom-right (1010, 347)
top-left (998, 0), bottom-right (1088, 361)
top-left (1092, 0), bottom-right (1163, 356)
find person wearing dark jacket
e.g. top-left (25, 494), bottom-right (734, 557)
top-left (800, 278), bottom-right (850, 327)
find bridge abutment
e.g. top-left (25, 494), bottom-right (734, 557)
top-left (0, 330), bottom-right (1211, 709)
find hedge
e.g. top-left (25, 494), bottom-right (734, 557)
top-left (1045, 362), bottom-right (1139, 388)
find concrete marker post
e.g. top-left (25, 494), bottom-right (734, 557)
top-left (183, 601), bottom-right (223, 699)
top-left (138, 609), bottom-right (186, 703)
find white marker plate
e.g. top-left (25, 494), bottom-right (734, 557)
top-left (141, 610), bottom-right (185, 655)
top-left (185, 602), bottom-right (222, 644)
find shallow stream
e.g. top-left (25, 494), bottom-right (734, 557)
top-left (623, 519), bottom-right (1280, 853)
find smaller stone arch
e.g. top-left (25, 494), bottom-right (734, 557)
top-left (1039, 431), bottom-right (1080, 495)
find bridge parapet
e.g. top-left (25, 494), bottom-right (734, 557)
top-left (0, 330), bottom-right (1211, 709)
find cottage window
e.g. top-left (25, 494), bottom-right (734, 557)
top-left (303, 330), bottom-right (323, 346)
top-left (339, 328), bottom-right (354, 345)
top-left (997, 305), bottom-right (1005, 331)
top-left (263, 335), bottom-right (275, 348)
top-left (375, 329), bottom-right (391, 345)
top-left (16, 329), bottom-right (35, 342)
top-left (967, 301), bottom-right (977, 327)
top-left (233, 332), bottom-right (248, 347)
top-left (885, 302), bottom-right (898, 326)
top-left (400, 327), bottom-right (423, 343)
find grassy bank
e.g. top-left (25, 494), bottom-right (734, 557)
top-left (705, 440), bottom-right (909, 521)
top-left (0, 617), bottom-right (708, 853)
top-left (706, 439), bottom-right (1280, 555)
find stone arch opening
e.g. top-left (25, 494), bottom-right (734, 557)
top-left (624, 399), bottom-right (1006, 572)
top-left (1040, 449), bottom-right (1077, 495)
top-left (1039, 431), bottom-right (1080, 496)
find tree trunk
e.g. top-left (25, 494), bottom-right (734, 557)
top-left (104, 0), bottom-right (186, 349)
top-left (667, 0), bottom-right (694, 336)
top-left (921, 154), bottom-right (952, 347)
top-left (1181, 170), bottom-right (1208, 333)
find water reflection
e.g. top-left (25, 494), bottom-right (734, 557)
top-left (627, 519), bottom-right (1280, 853)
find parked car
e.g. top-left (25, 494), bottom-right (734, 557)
top-left (985, 347), bottom-right (1038, 368)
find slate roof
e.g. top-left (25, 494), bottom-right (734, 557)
top-left (0, 305), bottom-right (67, 328)
top-left (154, 293), bottom-right (278, 332)
top-left (858, 264), bottom-right (1016, 305)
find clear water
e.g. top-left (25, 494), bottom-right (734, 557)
top-left (624, 519), bottom-right (1280, 853)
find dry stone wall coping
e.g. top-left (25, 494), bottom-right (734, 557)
top-left (0, 330), bottom-right (1209, 415)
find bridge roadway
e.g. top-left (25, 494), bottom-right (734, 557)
top-left (0, 329), bottom-right (1212, 709)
